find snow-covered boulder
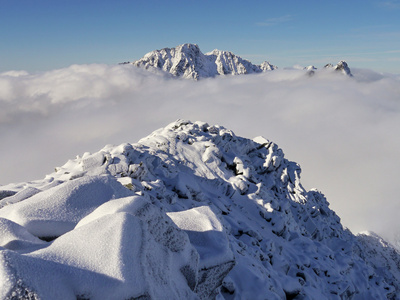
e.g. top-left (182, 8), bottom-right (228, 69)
top-left (0, 196), bottom-right (200, 299)
top-left (0, 175), bottom-right (133, 239)
top-left (0, 218), bottom-right (46, 251)
top-left (168, 206), bottom-right (235, 299)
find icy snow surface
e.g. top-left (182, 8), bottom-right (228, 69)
top-left (0, 120), bottom-right (399, 299)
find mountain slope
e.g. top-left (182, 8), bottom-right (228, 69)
top-left (128, 44), bottom-right (353, 79)
top-left (130, 43), bottom-right (277, 79)
top-left (0, 120), bottom-right (398, 299)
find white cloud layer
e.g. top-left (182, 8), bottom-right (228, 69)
top-left (1, 64), bottom-right (399, 244)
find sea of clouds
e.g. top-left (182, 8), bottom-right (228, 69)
top-left (0, 64), bottom-right (399, 245)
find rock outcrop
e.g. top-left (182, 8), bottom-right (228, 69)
top-left (325, 60), bottom-right (353, 76)
top-left (0, 120), bottom-right (398, 299)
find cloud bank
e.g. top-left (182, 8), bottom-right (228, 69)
top-left (1, 64), bottom-right (399, 244)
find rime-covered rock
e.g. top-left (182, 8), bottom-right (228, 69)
top-left (0, 120), bottom-right (398, 299)
top-left (0, 196), bottom-right (200, 299)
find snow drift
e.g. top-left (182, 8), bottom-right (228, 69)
top-left (0, 120), bottom-right (399, 299)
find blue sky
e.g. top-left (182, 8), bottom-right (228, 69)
top-left (1, 0), bottom-right (400, 73)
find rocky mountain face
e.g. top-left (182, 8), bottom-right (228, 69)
top-left (0, 120), bottom-right (398, 299)
top-left (130, 43), bottom-right (277, 80)
top-left (127, 44), bottom-right (353, 80)
top-left (324, 61), bottom-right (353, 76)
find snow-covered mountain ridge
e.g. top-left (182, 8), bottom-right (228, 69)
top-left (129, 43), bottom-right (276, 80)
top-left (0, 120), bottom-right (398, 299)
top-left (126, 43), bottom-right (352, 79)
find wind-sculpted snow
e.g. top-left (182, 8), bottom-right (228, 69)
top-left (0, 120), bottom-right (399, 299)
top-left (0, 175), bottom-right (133, 239)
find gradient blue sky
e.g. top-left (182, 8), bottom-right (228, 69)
top-left (1, 0), bottom-right (400, 73)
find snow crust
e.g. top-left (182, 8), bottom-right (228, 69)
top-left (0, 175), bottom-right (132, 238)
top-left (0, 120), bottom-right (399, 299)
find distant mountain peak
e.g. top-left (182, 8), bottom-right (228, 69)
top-left (127, 44), bottom-right (353, 79)
top-left (324, 60), bottom-right (353, 76)
top-left (131, 43), bottom-right (277, 80)
top-left (260, 61), bottom-right (277, 71)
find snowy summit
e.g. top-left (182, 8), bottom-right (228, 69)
top-left (324, 61), bottom-right (353, 76)
top-left (128, 43), bottom-right (277, 80)
top-left (125, 43), bottom-right (353, 80)
top-left (0, 120), bottom-right (399, 299)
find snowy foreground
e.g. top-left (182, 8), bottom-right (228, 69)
top-left (0, 120), bottom-right (399, 299)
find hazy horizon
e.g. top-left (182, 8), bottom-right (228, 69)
top-left (1, 0), bottom-right (400, 73)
